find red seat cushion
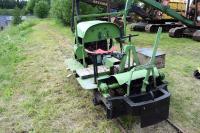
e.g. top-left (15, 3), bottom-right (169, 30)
top-left (85, 46), bottom-right (116, 55)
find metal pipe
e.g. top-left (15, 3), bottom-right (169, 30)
top-left (108, 83), bottom-right (120, 89)
top-left (107, 0), bottom-right (111, 22)
top-left (71, 0), bottom-right (75, 31)
top-left (195, 0), bottom-right (198, 22)
top-left (150, 27), bottom-right (162, 65)
top-left (74, 12), bottom-right (123, 19)
top-left (187, 0), bottom-right (191, 18)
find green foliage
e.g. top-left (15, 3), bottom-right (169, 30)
top-left (50, 0), bottom-right (72, 25)
top-left (34, 1), bottom-right (50, 18)
top-left (0, 0), bottom-right (27, 9)
top-left (26, 0), bottom-right (102, 24)
top-left (0, 8), bottom-right (14, 15)
top-left (18, 19), bottom-right (39, 31)
top-left (26, 0), bottom-right (50, 14)
top-left (50, 0), bottom-right (102, 25)
top-left (12, 7), bottom-right (22, 25)
top-left (0, 0), bottom-right (16, 9)
top-left (0, 8), bottom-right (26, 16)
top-left (0, 19), bottom-right (37, 101)
top-left (26, 0), bottom-right (39, 14)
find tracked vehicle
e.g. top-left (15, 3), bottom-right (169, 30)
top-left (131, 0), bottom-right (186, 33)
top-left (66, 0), bottom-right (170, 127)
top-left (132, 0), bottom-right (200, 41)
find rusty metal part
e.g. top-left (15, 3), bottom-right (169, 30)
top-left (145, 24), bottom-right (183, 33)
top-left (166, 119), bottom-right (185, 133)
top-left (131, 22), bottom-right (147, 31)
top-left (169, 27), bottom-right (200, 41)
top-left (115, 118), bottom-right (185, 133)
top-left (169, 27), bottom-right (187, 38)
top-left (114, 118), bottom-right (128, 133)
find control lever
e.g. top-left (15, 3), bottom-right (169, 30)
top-left (121, 34), bottom-right (139, 42)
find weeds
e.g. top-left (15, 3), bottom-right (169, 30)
top-left (0, 19), bottom-right (39, 101)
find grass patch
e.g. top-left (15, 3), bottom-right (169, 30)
top-left (0, 19), bottom-right (39, 101)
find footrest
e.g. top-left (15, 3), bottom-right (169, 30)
top-left (76, 66), bottom-right (109, 79)
top-left (65, 58), bottom-right (84, 72)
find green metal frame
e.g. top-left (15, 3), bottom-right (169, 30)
top-left (71, 0), bottom-right (165, 98)
top-left (72, 0), bottom-right (137, 68)
top-left (127, 27), bottom-right (162, 95)
top-left (73, 0), bottom-right (134, 43)
top-left (74, 12), bottom-right (125, 67)
top-left (98, 27), bottom-right (163, 97)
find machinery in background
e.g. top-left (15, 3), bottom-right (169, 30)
top-left (131, 0), bottom-right (186, 32)
top-left (133, 0), bottom-right (200, 41)
top-left (72, 0), bottom-right (185, 33)
top-left (67, 0), bottom-right (170, 128)
top-left (72, 0), bottom-right (200, 41)
top-left (169, 0), bottom-right (200, 41)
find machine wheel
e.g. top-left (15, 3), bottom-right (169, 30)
top-left (92, 97), bottom-right (100, 106)
top-left (106, 107), bottom-right (113, 119)
top-left (92, 90), bottom-right (101, 106)
top-left (194, 70), bottom-right (200, 79)
top-left (131, 22), bottom-right (147, 31)
top-left (145, 24), bottom-right (159, 33)
top-left (192, 30), bottom-right (200, 42)
top-left (169, 27), bottom-right (186, 38)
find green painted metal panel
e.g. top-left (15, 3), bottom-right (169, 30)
top-left (65, 58), bottom-right (84, 72)
top-left (77, 20), bottom-right (105, 38)
top-left (77, 20), bottom-right (121, 43)
top-left (77, 75), bottom-right (109, 90)
top-left (111, 67), bottom-right (160, 85)
top-left (104, 57), bottom-right (120, 68)
top-left (77, 77), bottom-right (97, 90)
top-left (74, 44), bottom-right (87, 60)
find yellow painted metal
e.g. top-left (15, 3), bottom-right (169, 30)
top-left (162, 1), bottom-right (186, 19)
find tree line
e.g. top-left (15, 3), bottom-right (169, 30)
top-left (26, 0), bottom-right (103, 25)
top-left (1, 0), bottom-right (104, 25)
top-left (0, 0), bottom-right (27, 9)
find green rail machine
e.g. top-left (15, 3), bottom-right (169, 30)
top-left (66, 0), bottom-right (170, 127)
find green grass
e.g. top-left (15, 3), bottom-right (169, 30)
top-left (0, 19), bottom-right (200, 133)
top-left (0, 19), bottom-right (39, 101)
top-left (0, 8), bottom-right (26, 16)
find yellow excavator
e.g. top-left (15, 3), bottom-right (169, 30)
top-left (130, 0), bottom-right (200, 41)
